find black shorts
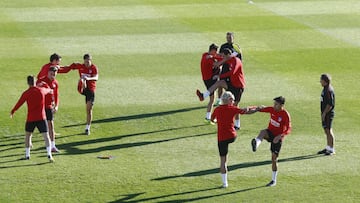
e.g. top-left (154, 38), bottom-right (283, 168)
top-left (322, 113), bottom-right (334, 129)
top-left (266, 129), bottom-right (282, 155)
top-left (218, 137), bottom-right (236, 156)
top-left (203, 79), bottom-right (217, 96)
top-left (82, 88), bottom-right (95, 104)
top-left (25, 120), bottom-right (48, 133)
top-left (45, 108), bottom-right (54, 121)
top-left (225, 81), bottom-right (244, 102)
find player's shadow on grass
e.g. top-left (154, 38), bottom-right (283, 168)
top-left (62, 106), bottom-right (205, 128)
top-left (152, 154), bottom-right (323, 181)
top-left (111, 185), bottom-right (265, 203)
top-left (57, 124), bottom-right (212, 155)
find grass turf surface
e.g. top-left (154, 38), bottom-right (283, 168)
top-left (0, 0), bottom-right (360, 202)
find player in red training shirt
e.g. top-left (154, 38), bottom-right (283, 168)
top-left (200, 43), bottom-right (223, 122)
top-left (37, 53), bottom-right (73, 79)
top-left (250, 96), bottom-right (291, 187)
top-left (211, 91), bottom-right (250, 188)
top-left (10, 76), bottom-right (54, 162)
top-left (197, 48), bottom-right (245, 129)
top-left (37, 66), bottom-right (60, 153)
top-left (70, 53), bottom-right (99, 135)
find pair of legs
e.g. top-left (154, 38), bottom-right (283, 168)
top-left (252, 129), bottom-right (281, 186)
top-left (319, 114), bottom-right (335, 155)
top-left (203, 79), bottom-right (222, 120)
top-left (218, 137), bottom-right (236, 188)
top-left (24, 120), bottom-right (54, 162)
top-left (82, 88), bottom-right (95, 135)
top-left (45, 109), bottom-right (59, 152)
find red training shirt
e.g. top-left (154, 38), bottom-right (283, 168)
top-left (70, 63), bottom-right (98, 92)
top-left (211, 104), bottom-right (247, 142)
top-left (260, 107), bottom-right (291, 137)
top-left (11, 86), bottom-right (50, 122)
top-left (200, 52), bottom-right (223, 80)
top-left (220, 57), bottom-right (246, 88)
top-left (37, 63), bottom-right (71, 79)
top-left (36, 77), bottom-right (59, 109)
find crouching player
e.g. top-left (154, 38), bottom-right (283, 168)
top-left (211, 91), bottom-right (250, 188)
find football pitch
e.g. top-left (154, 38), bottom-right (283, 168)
top-left (0, 0), bottom-right (360, 202)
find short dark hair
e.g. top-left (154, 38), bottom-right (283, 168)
top-left (49, 66), bottom-right (58, 72)
top-left (321, 73), bottom-right (331, 84)
top-left (226, 32), bottom-right (234, 36)
top-left (223, 48), bottom-right (232, 55)
top-left (209, 43), bottom-right (218, 52)
top-left (27, 75), bottom-right (35, 86)
top-left (83, 53), bottom-right (92, 60)
top-left (274, 96), bottom-right (285, 105)
top-left (50, 53), bottom-right (61, 62)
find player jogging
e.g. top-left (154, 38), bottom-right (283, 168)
top-left (37, 66), bottom-right (60, 153)
top-left (211, 91), bottom-right (250, 188)
top-left (249, 96), bottom-right (291, 187)
top-left (318, 74), bottom-right (336, 156)
top-left (10, 76), bottom-right (54, 162)
top-left (70, 54), bottom-right (99, 135)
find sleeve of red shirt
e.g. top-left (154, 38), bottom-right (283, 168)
top-left (211, 108), bottom-right (218, 121)
top-left (283, 111), bottom-right (292, 136)
top-left (11, 92), bottom-right (27, 114)
top-left (57, 65), bottom-right (72, 73)
top-left (37, 64), bottom-right (48, 79)
top-left (54, 81), bottom-right (59, 107)
top-left (259, 106), bottom-right (272, 113)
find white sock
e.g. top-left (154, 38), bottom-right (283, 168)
top-left (330, 147), bottom-right (335, 153)
top-left (206, 112), bottom-right (211, 120)
top-left (46, 146), bottom-right (52, 156)
top-left (221, 173), bottom-right (228, 186)
top-left (255, 138), bottom-right (262, 148)
top-left (51, 141), bottom-right (55, 148)
top-left (25, 148), bottom-right (30, 157)
top-left (325, 145), bottom-right (331, 151)
top-left (235, 119), bottom-right (240, 128)
top-left (203, 91), bottom-right (210, 99)
top-left (86, 124), bottom-right (91, 130)
top-left (272, 171), bottom-right (278, 182)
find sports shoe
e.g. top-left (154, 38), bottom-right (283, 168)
top-left (21, 156), bottom-right (30, 160)
top-left (51, 147), bottom-right (61, 153)
top-left (48, 155), bottom-right (55, 163)
top-left (325, 150), bottom-right (335, 156)
top-left (222, 183), bottom-right (228, 188)
top-left (234, 126), bottom-right (240, 130)
top-left (317, 149), bottom-right (327, 154)
top-left (266, 180), bottom-right (276, 187)
top-left (251, 138), bottom-right (257, 152)
top-left (85, 129), bottom-right (90, 135)
top-left (196, 90), bottom-right (204, 101)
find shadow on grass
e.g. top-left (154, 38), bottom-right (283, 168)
top-left (56, 124), bottom-right (212, 155)
top-left (152, 154), bottom-right (323, 181)
top-left (62, 106), bottom-right (205, 128)
top-left (110, 185), bottom-right (264, 203)
top-left (0, 161), bottom-right (52, 169)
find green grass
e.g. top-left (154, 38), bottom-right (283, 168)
top-left (1, 0), bottom-right (360, 202)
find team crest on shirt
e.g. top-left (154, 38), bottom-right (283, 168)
top-left (278, 117), bottom-right (282, 122)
